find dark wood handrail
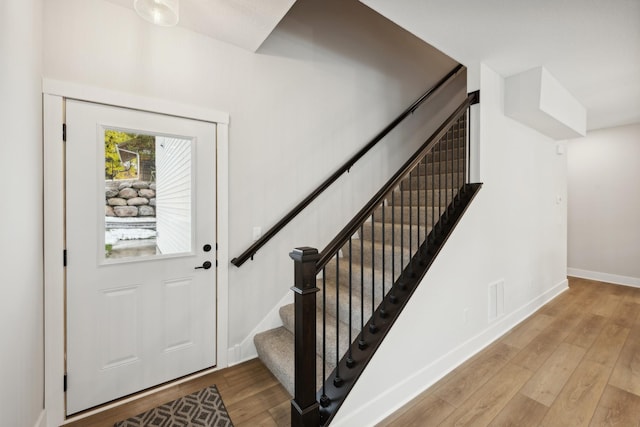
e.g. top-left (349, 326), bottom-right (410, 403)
top-left (230, 64), bottom-right (465, 267)
top-left (315, 94), bottom-right (474, 270)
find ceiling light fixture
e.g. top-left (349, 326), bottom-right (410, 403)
top-left (133, 0), bottom-right (179, 27)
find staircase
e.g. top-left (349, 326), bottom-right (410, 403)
top-left (253, 93), bottom-right (482, 425)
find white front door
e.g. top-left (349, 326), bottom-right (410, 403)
top-left (65, 100), bottom-right (217, 414)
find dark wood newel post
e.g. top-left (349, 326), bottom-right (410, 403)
top-left (290, 247), bottom-right (320, 427)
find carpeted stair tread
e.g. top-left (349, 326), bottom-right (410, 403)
top-left (254, 326), bottom-right (329, 397)
top-left (344, 238), bottom-right (411, 267)
top-left (319, 270), bottom-right (397, 329)
top-left (323, 257), bottom-right (398, 297)
top-left (279, 304), bottom-right (356, 365)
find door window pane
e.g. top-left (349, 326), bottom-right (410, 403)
top-left (104, 129), bottom-right (192, 260)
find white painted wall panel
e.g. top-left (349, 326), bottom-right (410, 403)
top-left (0, 1), bottom-right (45, 426)
top-left (567, 123), bottom-right (640, 285)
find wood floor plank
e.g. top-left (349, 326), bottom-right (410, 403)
top-left (439, 363), bottom-right (533, 426)
top-left (501, 312), bottom-right (555, 349)
top-left (608, 325), bottom-right (640, 398)
top-left (564, 314), bottom-right (607, 349)
top-left (268, 400), bottom-right (291, 427)
top-left (592, 293), bottom-right (623, 318)
top-left (376, 393), bottom-right (456, 427)
top-left (433, 342), bottom-right (519, 407)
top-left (584, 322), bottom-right (630, 368)
top-left (520, 342), bottom-right (586, 406)
top-left (510, 316), bottom-right (580, 372)
top-left (610, 300), bottom-right (640, 328)
top-left (234, 410), bottom-right (279, 427)
top-left (589, 385), bottom-right (640, 427)
top-left (540, 359), bottom-right (611, 427)
top-left (226, 383), bottom-right (291, 425)
top-left (487, 392), bottom-right (549, 427)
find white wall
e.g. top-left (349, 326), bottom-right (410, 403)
top-left (43, 0), bottom-right (462, 361)
top-left (333, 63), bottom-right (568, 426)
top-left (0, 1), bottom-right (45, 426)
top-left (567, 123), bottom-right (640, 287)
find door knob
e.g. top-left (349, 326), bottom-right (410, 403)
top-left (195, 261), bottom-right (212, 270)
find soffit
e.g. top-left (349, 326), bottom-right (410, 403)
top-left (360, 0), bottom-right (640, 131)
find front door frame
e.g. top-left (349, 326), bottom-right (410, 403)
top-left (43, 79), bottom-right (230, 427)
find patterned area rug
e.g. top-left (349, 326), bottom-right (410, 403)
top-left (114, 385), bottom-right (234, 427)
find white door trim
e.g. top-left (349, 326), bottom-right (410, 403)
top-left (43, 79), bottom-right (230, 427)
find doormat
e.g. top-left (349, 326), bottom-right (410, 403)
top-left (114, 385), bottom-right (234, 427)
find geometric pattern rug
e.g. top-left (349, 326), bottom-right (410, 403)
top-left (114, 385), bottom-right (234, 427)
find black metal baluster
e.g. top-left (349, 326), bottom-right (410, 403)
top-left (380, 203), bottom-right (387, 317)
top-left (452, 123), bottom-right (456, 205)
top-left (458, 115), bottom-right (467, 191)
top-left (439, 138), bottom-right (443, 225)
top-left (358, 224), bottom-right (366, 350)
top-left (416, 166), bottom-right (421, 256)
top-left (320, 268), bottom-right (329, 407)
top-left (346, 238), bottom-right (354, 368)
top-left (408, 169), bottom-right (413, 275)
top-left (467, 107), bottom-right (471, 184)
top-left (445, 130), bottom-right (449, 212)
top-left (431, 143), bottom-right (435, 241)
top-left (400, 179), bottom-right (405, 273)
top-left (423, 153), bottom-right (427, 254)
top-left (391, 188), bottom-right (399, 299)
top-left (334, 255), bottom-right (343, 387)
top-left (370, 212), bottom-right (377, 333)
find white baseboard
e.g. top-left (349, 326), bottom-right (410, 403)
top-left (35, 409), bottom-right (46, 427)
top-left (568, 268), bottom-right (640, 288)
top-left (227, 290), bottom-right (294, 366)
top-left (331, 278), bottom-right (569, 427)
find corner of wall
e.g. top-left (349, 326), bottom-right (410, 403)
top-left (227, 289), bottom-right (293, 366)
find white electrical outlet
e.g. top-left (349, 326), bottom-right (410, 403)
top-left (252, 226), bottom-right (262, 241)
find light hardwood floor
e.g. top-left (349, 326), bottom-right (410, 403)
top-left (379, 277), bottom-right (640, 427)
top-left (64, 358), bottom-right (292, 427)
top-left (64, 277), bottom-right (640, 426)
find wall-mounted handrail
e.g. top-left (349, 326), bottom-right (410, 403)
top-left (230, 64), bottom-right (465, 267)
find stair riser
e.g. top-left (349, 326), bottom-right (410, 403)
top-left (416, 160), bottom-right (465, 175)
top-left (323, 260), bottom-right (399, 300)
top-left (321, 279), bottom-right (389, 334)
top-left (376, 206), bottom-right (445, 227)
top-left (361, 221), bottom-right (426, 245)
top-left (424, 147), bottom-right (465, 163)
top-left (399, 173), bottom-right (462, 190)
top-left (389, 189), bottom-right (458, 206)
top-left (430, 134), bottom-right (466, 150)
top-left (345, 242), bottom-right (413, 271)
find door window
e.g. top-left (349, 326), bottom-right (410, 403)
top-left (103, 128), bottom-right (193, 260)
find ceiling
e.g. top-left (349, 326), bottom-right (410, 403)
top-left (106, 0), bottom-right (639, 131)
top-left (360, 0), bottom-right (640, 131)
top-left (105, 0), bottom-right (296, 52)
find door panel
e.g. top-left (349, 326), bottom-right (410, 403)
top-left (65, 100), bottom-right (217, 414)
